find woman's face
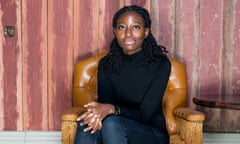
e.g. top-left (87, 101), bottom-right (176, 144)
top-left (114, 11), bottom-right (150, 55)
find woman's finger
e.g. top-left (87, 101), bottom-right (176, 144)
top-left (83, 116), bottom-right (98, 132)
top-left (77, 111), bottom-right (89, 121)
top-left (90, 118), bottom-right (99, 134)
top-left (87, 114), bottom-right (97, 126)
top-left (83, 125), bottom-right (93, 132)
top-left (84, 101), bottom-right (98, 109)
top-left (90, 114), bottom-right (103, 134)
top-left (83, 112), bottom-right (100, 126)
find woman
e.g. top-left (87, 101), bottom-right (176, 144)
top-left (75, 5), bottom-right (170, 144)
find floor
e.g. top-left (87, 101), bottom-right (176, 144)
top-left (0, 131), bottom-right (240, 144)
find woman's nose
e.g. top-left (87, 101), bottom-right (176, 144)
top-left (125, 27), bottom-right (132, 37)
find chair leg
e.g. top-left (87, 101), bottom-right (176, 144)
top-left (62, 121), bottom-right (77, 144)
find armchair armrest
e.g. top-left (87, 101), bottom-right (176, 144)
top-left (61, 107), bottom-right (86, 121)
top-left (173, 107), bottom-right (205, 144)
top-left (61, 107), bottom-right (86, 144)
top-left (174, 107), bottom-right (205, 122)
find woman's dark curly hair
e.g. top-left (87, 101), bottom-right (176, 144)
top-left (104, 5), bottom-right (168, 73)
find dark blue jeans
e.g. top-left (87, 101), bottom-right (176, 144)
top-left (74, 115), bottom-right (169, 144)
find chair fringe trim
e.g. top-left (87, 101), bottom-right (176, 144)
top-left (170, 135), bottom-right (185, 144)
top-left (62, 121), bottom-right (77, 144)
top-left (175, 117), bottom-right (203, 144)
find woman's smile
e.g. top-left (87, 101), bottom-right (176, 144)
top-left (123, 39), bottom-right (136, 45)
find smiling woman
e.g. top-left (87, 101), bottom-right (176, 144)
top-left (74, 5), bottom-right (171, 144)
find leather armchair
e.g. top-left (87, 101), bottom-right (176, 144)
top-left (61, 52), bottom-right (205, 144)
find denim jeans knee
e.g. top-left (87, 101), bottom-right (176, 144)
top-left (101, 115), bottom-right (127, 144)
top-left (74, 121), bottom-right (102, 144)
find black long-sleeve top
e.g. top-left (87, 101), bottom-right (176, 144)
top-left (97, 50), bottom-right (171, 130)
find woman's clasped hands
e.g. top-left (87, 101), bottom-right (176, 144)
top-left (76, 101), bottom-right (115, 134)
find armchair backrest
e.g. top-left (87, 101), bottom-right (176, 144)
top-left (72, 52), bottom-right (187, 135)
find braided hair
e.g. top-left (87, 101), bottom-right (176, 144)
top-left (104, 5), bottom-right (168, 73)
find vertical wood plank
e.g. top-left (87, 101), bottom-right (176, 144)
top-left (48, 0), bottom-right (73, 130)
top-left (232, 0), bottom-right (240, 94)
top-left (198, 0), bottom-right (222, 132)
top-left (199, 0), bottom-right (222, 96)
top-left (221, 0), bottom-right (234, 96)
top-left (150, 0), bottom-right (174, 55)
top-left (98, 0), bottom-right (121, 52)
top-left (175, 0), bottom-right (199, 106)
top-left (125, 0), bottom-right (150, 9)
top-left (0, 0), bottom-right (22, 130)
top-left (219, 0), bottom-right (240, 133)
top-left (0, 1), bottom-right (3, 130)
top-left (220, 0), bottom-right (233, 132)
top-left (73, 0), bottom-right (99, 62)
top-left (22, 0), bottom-right (48, 130)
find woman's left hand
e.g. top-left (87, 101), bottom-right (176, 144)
top-left (77, 101), bottom-right (115, 134)
top-left (77, 111), bottom-right (102, 134)
top-left (84, 101), bottom-right (115, 120)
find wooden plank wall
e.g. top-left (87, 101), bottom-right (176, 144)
top-left (0, 0), bottom-right (239, 131)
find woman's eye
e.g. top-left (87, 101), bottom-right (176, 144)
top-left (118, 25), bottom-right (126, 30)
top-left (132, 25), bottom-right (140, 30)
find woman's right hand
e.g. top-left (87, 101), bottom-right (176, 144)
top-left (76, 101), bottom-right (115, 134)
top-left (77, 111), bottom-right (102, 134)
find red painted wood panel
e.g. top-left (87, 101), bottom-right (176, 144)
top-left (0, 0), bottom-right (22, 130)
top-left (221, 0), bottom-right (234, 96)
top-left (198, 0), bottom-right (222, 132)
top-left (219, 0), bottom-right (240, 132)
top-left (125, 0), bottom-right (149, 9)
top-left (177, 0), bottom-right (197, 106)
top-left (98, 0), bottom-right (121, 52)
top-left (151, 0), bottom-right (174, 54)
top-left (232, 0), bottom-right (240, 95)
top-left (73, 0), bottom-right (99, 62)
top-left (197, 0), bottom-right (240, 132)
top-left (22, 0), bottom-right (48, 130)
top-left (48, 0), bottom-right (73, 130)
top-left (199, 0), bottom-right (222, 96)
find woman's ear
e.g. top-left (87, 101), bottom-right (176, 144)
top-left (145, 28), bottom-right (150, 38)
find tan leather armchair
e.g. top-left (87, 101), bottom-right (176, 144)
top-left (61, 52), bottom-right (205, 144)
